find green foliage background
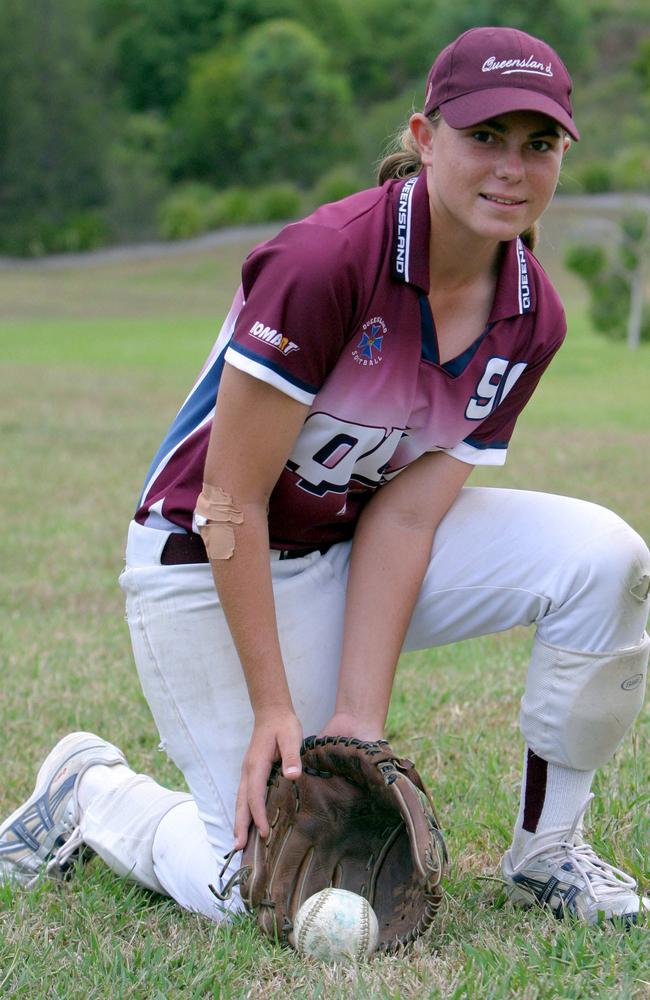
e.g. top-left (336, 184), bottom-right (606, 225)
top-left (0, 0), bottom-right (648, 254)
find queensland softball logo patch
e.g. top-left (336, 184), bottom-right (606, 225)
top-left (352, 316), bottom-right (388, 367)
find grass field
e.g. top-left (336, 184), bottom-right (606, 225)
top-left (0, 224), bottom-right (648, 999)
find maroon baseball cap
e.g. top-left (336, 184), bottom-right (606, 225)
top-left (424, 26), bottom-right (579, 140)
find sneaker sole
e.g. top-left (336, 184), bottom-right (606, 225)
top-left (504, 875), bottom-right (646, 925)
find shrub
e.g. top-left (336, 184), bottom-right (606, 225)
top-left (564, 245), bottom-right (607, 282)
top-left (565, 212), bottom-right (650, 346)
top-left (204, 184), bottom-right (302, 228)
top-left (105, 115), bottom-right (170, 242)
top-left (255, 183), bottom-right (302, 222)
top-left (54, 212), bottom-right (110, 253)
top-left (204, 188), bottom-right (257, 228)
top-left (157, 184), bottom-right (214, 239)
top-left (587, 271), bottom-right (630, 339)
top-left (573, 161), bottom-right (615, 194)
top-left (0, 211), bottom-right (109, 257)
top-left (614, 145), bottom-right (650, 192)
top-left (312, 166), bottom-right (365, 206)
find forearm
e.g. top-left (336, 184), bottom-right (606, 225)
top-left (199, 365), bottom-right (309, 718)
top-left (209, 502), bottom-right (293, 716)
top-left (207, 496), bottom-right (307, 844)
top-left (334, 453), bottom-right (472, 732)
top-left (334, 512), bottom-right (434, 730)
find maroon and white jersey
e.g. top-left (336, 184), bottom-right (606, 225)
top-left (136, 172), bottom-right (566, 549)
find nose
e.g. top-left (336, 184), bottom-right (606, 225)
top-left (495, 147), bottom-right (525, 183)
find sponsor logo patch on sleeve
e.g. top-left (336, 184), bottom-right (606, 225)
top-left (249, 320), bottom-right (300, 356)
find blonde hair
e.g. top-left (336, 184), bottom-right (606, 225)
top-left (376, 111), bottom-right (440, 185)
top-left (376, 110), bottom-right (539, 252)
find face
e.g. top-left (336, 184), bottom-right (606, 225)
top-left (412, 110), bottom-right (569, 245)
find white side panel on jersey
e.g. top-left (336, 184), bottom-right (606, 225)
top-left (177, 309), bottom-right (238, 411)
top-left (520, 634), bottom-right (649, 769)
top-left (139, 408), bottom-right (215, 509)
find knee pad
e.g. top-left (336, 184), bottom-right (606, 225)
top-left (520, 634), bottom-right (649, 770)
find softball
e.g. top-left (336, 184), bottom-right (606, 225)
top-left (292, 888), bottom-right (379, 962)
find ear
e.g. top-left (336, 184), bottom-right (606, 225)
top-left (409, 113), bottom-right (436, 166)
top-left (562, 136), bottom-right (571, 156)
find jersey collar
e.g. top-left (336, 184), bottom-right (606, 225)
top-left (392, 172), bottom-right (537, 317)
top-left (489, 236), bottom-right (537, 319)
top-left (391, 172), bottom-right (431, 292)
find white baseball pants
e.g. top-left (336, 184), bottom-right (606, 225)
top-left (89, 487), bottom-right (648, 919)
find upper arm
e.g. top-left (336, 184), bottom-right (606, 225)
top-left (225, 225), bottom-right (360, 405)
top-left (203, 363), bottom-right (310, 505)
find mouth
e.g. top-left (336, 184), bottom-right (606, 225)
top-left (480, 194), bottom-right (527, 207)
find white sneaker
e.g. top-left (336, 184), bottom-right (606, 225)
top-left (502, 796), bottom-right (649, 925)
top-left (0, 731), bottom-right (127, 887)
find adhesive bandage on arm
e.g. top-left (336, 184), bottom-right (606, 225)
top-left (195, 484), bottom-right (244, 560)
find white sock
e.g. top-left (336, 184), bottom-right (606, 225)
top-left (509, 748), bottom-right (595, 864)
top-left (77, 763), bottom-right (136, 812)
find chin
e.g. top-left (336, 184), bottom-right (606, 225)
top-left (472, 221), bottom-right (524, 244)
top-left (472, 203), bottom-right (536, 242)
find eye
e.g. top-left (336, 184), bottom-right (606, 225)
top-left (471, 129), bottom-right (497, 144)
top-left (529, 139), bottom-right (552, 152)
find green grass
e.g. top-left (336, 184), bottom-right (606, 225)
top-left (0, 236), bottom-right (648, 999)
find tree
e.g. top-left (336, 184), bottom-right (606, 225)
top-left (0, 0), bottom-right (110, 254)
top-left (342, 0), bottom-right (439, 103)
top-left (226, 0), bottom-right (440, 106)
top-left (431, 0), bottom-right (590, 75)
top-left (109, 0), bottom-right (228, 112)
top-left (565, 210), bottom-right (650, 349)
top-left (238, 19), bottom-right (353, 185)
top-left (167, 49), bottom-right (247, 185)
top-left (621, 212), bottom-right (650, 349)
top-left (171, 19), bottom-right (353, 187)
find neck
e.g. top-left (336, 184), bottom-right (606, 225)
top-left (429, 219), bottom-right (503, 288)
top-left (428, 204), bottom-right (502, 291)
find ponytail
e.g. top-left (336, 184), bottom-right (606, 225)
top-left (376, 129), bottom-right (421, 184)
top-left (376, 110), bottom-right (441, 184)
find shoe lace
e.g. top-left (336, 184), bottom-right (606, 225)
top-left (514, 794), bottom-right (637, 905)
top-left (23, 800), bottom-right (84, 889)
top-left (43, 826), bottom-right (85, 881)
top-left (23, 824), bottom-right (84, 889)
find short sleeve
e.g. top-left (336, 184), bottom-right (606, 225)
top-left (224, 223), bottom-right (361, 405)
top-left (445, 311), bottom-right (567, 466)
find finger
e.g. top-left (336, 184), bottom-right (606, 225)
top-left (246, 756), bottom-right (272, 838)
top-left (278, 722), bottom-right (303, 780)
top-left (233, 776), bottom-right (253, 850)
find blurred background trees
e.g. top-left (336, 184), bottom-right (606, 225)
top-left (566, 211), bottom-right (649, 347)
top-left (0, 0), bottom-right (648, 254)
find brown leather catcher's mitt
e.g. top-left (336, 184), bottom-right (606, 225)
top-left (225, 735), bottom-right (449, 951)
